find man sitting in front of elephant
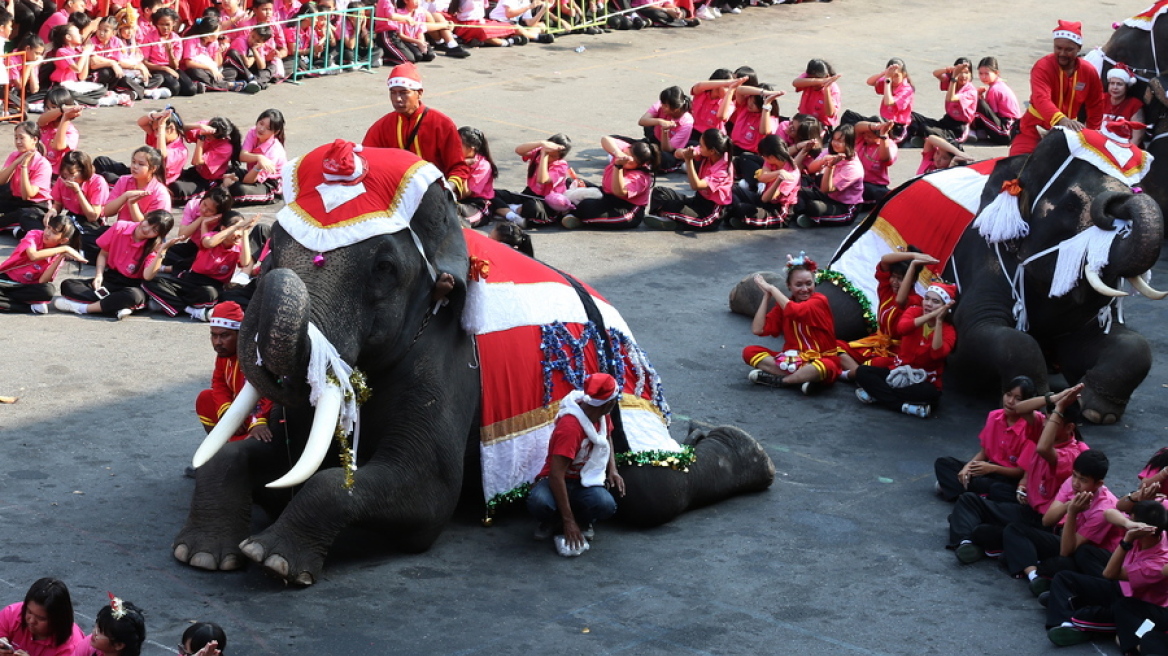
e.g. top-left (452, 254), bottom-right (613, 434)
top-left (196, 302), bottom-right (273, 446)
top-left (527, 373), bottom-right (626, 556)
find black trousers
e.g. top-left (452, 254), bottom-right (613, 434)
top-left (0, 280), bottom-right (53, 311)
top-left (650, 186), bottom-right (724, 230)
top-left (224, 49), bottom-right (276, 88)
top-left (143, 270), bottom-right (223, 316)
top-left (1115, 596), bottom-right (1168, 653)
top-left (934, 456), bottom-right (1019, 503)
top-left (972, 97), bottom-right (1017, 145)
top-left (1002, 521), bottom-right (1111, 579)
top-left (227, 178), bottom-right (280, 206)
top-left (168, 168), bottom-right (219, 204)
top-left (155, 69), bottom-right (198, 97)
top-left (572, 193), bottom-right (644, 229)
top-left (854, 364), bottom-right (941, 411)
top-left (59, 269), bottom-right (147, 315)
top-left (491, 188), bottom-right (555, 225)
top-left (910, 111), bottom-right (969, 142)
top-left (1047, 570), bottom-right (1122, 630)
top-left (793, 185), bottom-right (857, 225)
top-left (948, 493), bottom-right (1041, 549)
top-left (0, 186), bottom-right (48, 232)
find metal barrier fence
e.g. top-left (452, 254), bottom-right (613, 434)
top-left (288, 5), bottom-right (376, 83)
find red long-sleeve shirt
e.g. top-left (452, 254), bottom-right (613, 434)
top-left (363, 104), bottom-right (471, 198)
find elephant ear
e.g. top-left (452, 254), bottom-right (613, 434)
top-left (410, 181), bottom-right (471, 312)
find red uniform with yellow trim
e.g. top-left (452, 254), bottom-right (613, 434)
top-left (742, 292), bottom-right (842, 384)
top-left (362, 104), bottom-right (471, 198)
top-left (839, 265), bottom-right (923, 368)
top-left (195, 355), bottom-right (273, 440)
top-left (1011, 53), bottom-right (1104, 156)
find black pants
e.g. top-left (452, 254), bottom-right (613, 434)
top-left (491, 188), bottom-right (555, 225)
top-left (732, 152), bottom-right (763, 182)
top-left (935, 456), bottom-right (1019, 503)
top-left (862, 181), bottom-right (890, 203)
top-left (972, 97), bottom-right (1017, 145)
top-left (649, 186), bottom-right (724, 230)
top-left (729, 183), bottom-right (789, 228)
top-left (854, 364), bottom-right (941, 411)
top-left (224, 49), bottom-right (276, 88)
top-left (794, 185), bottom-right (857, 225)
top-left (1047, 570), bottom-right (1122, 631)
top-left (378, 31), bottom-right (435, 65)
top-left (0, 187), bottom-right (48, 232)
top-left (91, 68), bottom-right (149, 100)
top-left (142, 270), bottom-right (223, 316)
top-left (59, 269), bottom-right (147, 315)
top-left (572, 193), bottom-right (644, 229)
top-left (94, 156), bottom-right (129, 186)
top-left (1003, 521), bottom-right (1111, 579)
top-left (0, 280), bottom-right (53, 312)
top-left (947, 493), bottom-right (1042, 550)
top-left (615, 131), bottom-right (682, 173)
top-left (69, 214), bottom-right (108, 262)
top-left (910, 111), bottom-right (969, 143)
top-left (1115, 596), bottom-right (1168, 653)
top-left (168, 168), bottom-right (219, 204)
top-left (227, 178), bottom-right (280, 206)
top-left (155, 69), bottom-right (198, 97)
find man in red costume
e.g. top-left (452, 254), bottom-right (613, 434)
top-left (1010, 20), bottom-right (1105, 156)
top-left (195, 302), bottom-right (273, 444)
top-left (362, 63), bottom-right (471, 199)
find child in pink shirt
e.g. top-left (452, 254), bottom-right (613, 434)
top-left (853, 121), bottom-right (898, 203)
top-left (689, 69), bottom-right (738, 137)
top-left (144, 211), bottom-right (257, 318)
top-left (636, 85), bottom-right (694, 173)
top-left (973, 56), bottom-right (1021, 145)
top-left (50, 150), bottom-right (110, 258)
top-left (457, 126), bottom-right (496, 227)
top-left (142, 8), bottom-right (197, 96)
top-left (863, 57), bottom-right (914, 143)
top-left (730, 134), bottom-right (798, 229)
top-left (104, 145), bottom-right (172, 223)
top-left (228, 108), bottom-right (286, 205)
top-left (912, 59), bottom-right (977, 143)
top-left (0, 214), bottom-right (86, 313)
top-left (727, 82), bottom-right (781, 181)
top-left (490, 134), bottom-right (573, 227)
top-left (169, 116), bottom-right (241, 202)
top-left (180, 15), bottom-right (225, 92)
top-left (564, 136), bottom-right (656, 230)
top-left (917, 135), bottom-right (974, 175)
top-left (647, 128), bottom-right (733, 231)
top-left (36, 88), bottom-right (81, 175)
top-left (792, 59), bottom-right (842, 130)
top-left (0, 121), bottom-right (53, 235)
top-left (795, 124), bottom-right (863, 227)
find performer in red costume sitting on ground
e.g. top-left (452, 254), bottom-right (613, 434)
top-left (195, 301), bottom-right (272, 445)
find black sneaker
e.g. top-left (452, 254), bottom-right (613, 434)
top-left (1038, 591), bottom-right (1050, 608)
top-left (747, 369), bottom-right (784, 388)
top-left (445, 44), bottom-right (471, 58)
top-left (955, 542), bottom-right (983, 564)
top-left (509, 34), bottom-right (529, 45)
top-left (536, 32), bottom-right (555, 44)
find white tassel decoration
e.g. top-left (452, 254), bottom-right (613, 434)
top-left (973, 179), bottom-right (1029, 244)
top-left (1049, 226), bottom-right (1122, 297)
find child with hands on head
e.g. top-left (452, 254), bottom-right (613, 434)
top-left (144, 211), bottom-right (257, 320)
top-left (637, 85), bottom-right (694, 172)
top-left (179, 622), bottom-right (226, 656)
top-left (49, 150), bottom-right (109, 259)
top-left (792, 59), bottom-right (841, 131)
top-left (862, 57), bottom-right (914, 143)
top-left (729, 134), bottom-right (798, 229)
top-left (853, 120), bottom-right (898, 203)
top-left (0, 214), bottom-right (85, 313)
top-left (165, 186), bottom-right (238, 273)
top-left (795, 123), bottom-right (863, 227)
top-left (169, 116), bottom-right (241, 202)
top-left (743, 252), bottom-right (840, 395)
top-left (645, 127), bottom-right (732, 231)
top-left (36, 88), bottom-right (81, 176)
top-left (727, 81), bottom-right (782, 178)
top-left (491, 133), bottom-right (572, 227)
top-left (912, 58), bottom-right (977, 143)
top-left (457, 126), bottom-right (495, 227)
top-left (562, 136), bottom-right (657, 230)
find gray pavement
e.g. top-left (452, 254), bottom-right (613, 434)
top-left (2, 0), bottom-right (1167, 654)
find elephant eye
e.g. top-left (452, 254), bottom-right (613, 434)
top-left (375, 258), bottom-right (395, 274)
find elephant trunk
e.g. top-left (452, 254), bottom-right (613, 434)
top-left (1094, 192), bottom-right (1164, 279)
top-left (239, 268), bottom-right (312, 407)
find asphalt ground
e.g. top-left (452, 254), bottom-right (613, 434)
top-left (1, 0), bottom-right (1167, 654)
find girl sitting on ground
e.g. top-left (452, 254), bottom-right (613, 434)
top-left (0, 214), bottom-right (85, 313)
top-left (645, 127), bottom-right (732, 231)
top-left (562, 136), bottom-right (657, 230)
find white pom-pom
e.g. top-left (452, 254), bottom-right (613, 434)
top-left (973, 186), bottom-right (1029, 244)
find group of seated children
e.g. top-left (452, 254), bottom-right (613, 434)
top-left (938, 382), bottom-right (1168, 652)
top-left (741, 248), bottom-right (955, 419)
top-left (0, 102), bottom-right (285, 319)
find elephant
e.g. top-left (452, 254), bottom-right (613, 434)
top-left (173, 143), bottom-right (775, 586)
top-left (730, 127), bottom-right (1164, 424)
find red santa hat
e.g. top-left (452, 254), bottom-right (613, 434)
top-left (321, 139), bottom-right (367, 185)
top-left (926, 282), bottom-right (958, 305)
top-left (386, 63), bottom-right (423, 91)
top-left (1052, 20), bottom-right (1083, 45)
top-left (209, 301), bottom-right (244, 330)
top-left (1102, 119), bottom-right (1147, 142)
top-left (1107, 64), bottom-right (1136, 86)
top-left (582, 373), bottom-right (620, 407)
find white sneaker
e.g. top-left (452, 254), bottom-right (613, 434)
top-left (728, 6), bottom-right (741, 12)
top-left (696, 5), bottom-right (716, 19)
top-left (53, 297), bottom-right (86, 314)
top-left (710, 6), bottom-right (722, 16)
top-left (185, 306), bottom-right (209, 322)
top-left (901, 403), bottom-right (931, 418)
top-left (115, 308), bottom-right (132, 321)
top-left (855, 388), bottom-right (875, 404)
top-left (29, 303), bottom-right (48, 315)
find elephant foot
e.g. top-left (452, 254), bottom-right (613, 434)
top-left (1079, 383), bottom-right (1125, 426)
top-left (239, 532), bottom-right (324, 587)
top-left (173, 525), bottom-right (248, 571)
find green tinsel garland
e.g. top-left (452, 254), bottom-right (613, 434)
top-left (816, 269), bottom-right (877, 334)
top-left (326, 369), bottom-right (372, 491)
top-left (486, 482), bottom-right (533, 516)
top-left (614, 445), bottom-right (696, 471)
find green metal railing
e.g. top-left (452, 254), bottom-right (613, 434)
top-left (290, 5), bottom-right (376, 83)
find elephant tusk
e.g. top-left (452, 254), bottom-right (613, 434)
top-left (1128, 275), bottom-right (1168, 300)
top-left (266, 384), bottom-right (343, 489)
top-left (193, 382), bottom-right (261, 468)
top-left (1084, 265), bottom-right (1129, 298)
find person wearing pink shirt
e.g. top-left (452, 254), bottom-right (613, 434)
top-left (794, 123), bottom-right (863, 227)
top-left (227, 108), bottom-right (286, 205)
top-left (973, 57), bottom-right (1022, 145)
top-left (646, 128), bottom-right (733, 231)
top-left (168, 116), bottom-right (241, 202)
top-left (237, 0), bottom-right (289, 73)
top-left (95, 108), bottom-right (187, 188)
top-left (0, 122), bottom-right (52, 236)
top-left (563, 136), bottom-right (657, 230)
top-left (180, 16), bottom-right (227, 93)
top-left (103, 145), bottom-right (172, 224)
top-left (857, 58), bottom-right (915, 143)
top-left (1003, 447), bottom-right (1121, 595)
top-left (55, 209), bottom-right (176, 319)
top-left (142, 8), bottom-right (197, 96)
top-left (792, 59), bottom-right (842, 130)
top-left (456, 126), bottom-right (496, 227)
top-left (0, 215), bottom-right (85, 313)
top-left (917, 134), bottom-right (974, 175)
top-left (852, 120), bottom-right (897, 203)
top-left (36, 0), bottom-right (81, 43)
top-left (222, 25), bottom-right (271, 91)
top-left (0, 578), bottom-right (85, 656)
top-left (689, 69), bottom-right (738, 139)
top-left (727, 82), bottom-right (781, 180)
top-left (912, 59), bottom-right (978, 144)
top-left (71, 596), bottom-right (147, 656)
top-left (490, 134), bottom-right (573, 227)
top-left (36, 89), bottom-right (80, 176)
top-left (728, 133), bottom-right (798, 229)
top-left (144, 211), bottom-right (257, 318)
top-left (635, 85), bottom-right (694, 172)
top-left (48, 150), bottom-right (109, 259)
top-left (1044, 501), bottom-right (1168, 647)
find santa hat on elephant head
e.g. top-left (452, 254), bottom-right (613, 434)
top-left (387, 63), bottom-right (423, 91)
top-left (1102, 119), bottom-right (1147, 143)
top-left (209, 301), bottom-right (244, 330)
top-left (321, 139), bottom-right (368, 185)
top-left (1052, 20), bottom-right (1083, 45)
top-left (582, 373), bottom-right (620, 406)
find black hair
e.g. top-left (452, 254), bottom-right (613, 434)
top-left (296, 1), bottom-right (318, 16)
top-left (151, 7), bottom-right (179, 24)
top-left (658, 85), bottom-right (692, 115)
top-left (44, 86), bottom-right (73, 111)
top-left (1004, 375), bottom-right (1037, 400)
top-left (627, 141), bottom-right (660, 171)
top-left (708, 68), bottom-right (733, 81)
top-left (202, 6), bottom-right (221, 18)
top-left (794, 116), bottom-right (823, 158)
top-left (22, 578), bottom-right (74, 647)
top-left (757, 134), bottom-right (793, 167)
top-left (252, 0), bottom-right (274, 6)
top-left (18, 33), bottom-right (44, 51)
top-left (886, 56), bottom-right (913, 88)
top-left (526, 133), bottom-right (571, 179)
top-left (886, 245), bottom-right (922, 278)
top-left (203, 185), bottom-right (234, 215)
top-left (96, 14), bottom-right (118, 34)
top-left (1133, 500), bottom-right (1168, 533)
top-left (182, 622), bottom-right (227, 654)
top-left (206, 116), bottom-right (243, 164)
top-left (44, 212), bottom-right (81, 253)
top-left (699, 128), bottom-right (730, 158)
top-left (250, 25), bottom-right (274, 41)
top-left (458, 126), bottom-right (497, 178)
top-left (94, 601), bottom-right (146, 656)
top-left (733, 65), bottom-right (758, 87)
top-left (219, 212), bottom-right (243, 229)
top-left (134, 210), bottom-right (173, 274)
top-left (14, 121), bottom-right (45, 156)
top-left (257, 108), bottom-right (285, 145)
top-left (48, 24), bottom-right (74, 51)
top-left (830, 123), bottom-right (856, 159)
top-left (185, 14), bottom-right (219, 37)
top-left (0, 7), bottom-right (13, 25)
top-left (978, 56), bottom-right (999, 72)
top-left (786, 264), bottom-right (815, 286)
top-left (805, 58), bottom-right (835, 78)
top-left (60, 149), bottom-right (94, 180)
top-left (139, 0), bottom-right (161, 12)
top-left (1146, 447), bottom-right (1168, 473)
top-left (132, 145), bottom-right (166, 184)
top-left (753, 82), bottom-right (780, 118)
top-left (1074, 450), bottom-right (1110, 482)
top-left (952, 57), bottom-right (972, 69)
top-left (66, 11), bottom-right (90, 31)
top-left (490, 222), bottom-right (533, 257)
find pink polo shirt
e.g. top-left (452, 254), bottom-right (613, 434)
top-left (697, 154), bottom-right (732, 206)
top-left (979, 409), bottom-right (1042, 469)
top-left (984, 79), bottom-right (1022, 120)
top-left (856, 139), bottom-right (897, 187)
top-left (241, 127), bottom-right (286, 187)
top-left (1020, 436), bottom-right (1088, 514)
top-left (646, 101), bottom-right (694, 150)
top-left (4, 150), bottom-right (52, 202)
top-left (192, 240), bottom-right (242, 282)
top-left (796, 73), bottom-right (842, 127)
top-left (97, 220), bottom-right (159, 278)
top-left (109, 175), bottom-right (171, 222)
top-left (40, 122), bottom-right (78, 175)
top-left (108, 36), bottom-right (144, 66)
top-left (729, 105), bottom-right (776, 154)
top-left (691, 89), bottom-right (730, 134)
top-left (181, 38), bottom-right (221, 70)
top-left (0, 602), bottom-right (84, 656)
top-left (1120, 536), bottom-right (1168, 605)
top-left (815, 153), bottom-right (863, 205)
top-left (142, 32), bottom-right (181, 67)
top-left (1054, 479), bottom-right (1123, 551)
top-left (52, 175), bottom-right (109, 215)
top-left (145, 132), bottom-right (189, 185)
top-left (522, 148), bottom-right (569, 197)
top-left (0, 230), bottom-right (59, 283)
top-left (49, 46), bottom-right (83, 83)
top-left (466, 154), bottom-right (494, 200)
top-left (946, 82), bottom-right (978, 124)
top-left (874, 77), bottom-right (914, 124)
top-left (601, 142), bottom-right (651, 207)
top-left (37, 9), bottom-right (69, 42)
